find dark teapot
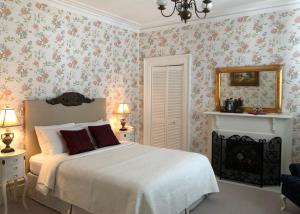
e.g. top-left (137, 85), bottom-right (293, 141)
top-left (222, 98), bottom-right (243, 113)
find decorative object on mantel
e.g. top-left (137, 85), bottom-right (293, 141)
top-left (248, 106), bottom-right (267, 115)
top-left (0, 106), bottom-right (20, 153)
top-left (46, 92), bottom-right (95, 106)
top-left (215, 65), bottom-right (283, 113)
top-left (221, 98), bottom-right (243, 113)
top-left (116, 103), bottom-right (130, 131)
top-left (156, 0), bottom-right (213, 23)
top-left (212, 131), bottom-right (281, 187)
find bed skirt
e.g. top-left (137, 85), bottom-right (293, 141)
top-left (28, 172), bottom-right (91, 214)
top-left (27, 172), bottom-right (206, 214)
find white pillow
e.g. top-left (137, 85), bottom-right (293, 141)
top-left (75, 120), bottom-right (110, 146)
top-left (76, 120), bottom-right (109, 127)
top-left (35, 123), bottom-right (75, 155)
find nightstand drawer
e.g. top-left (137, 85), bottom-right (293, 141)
top-left (6, 164), bottom-right (24, 180)
top-left (6, 155), bottom-right (24, 167)
top-left (115, 131), bottom-right (135, 142)
top-left (0, 149), bottom-right (27, 214)
top-left (0, 155), bottom-right (25, 180)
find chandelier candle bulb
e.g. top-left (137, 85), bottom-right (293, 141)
top-left (157, 0), bottom-right (167, 6)
top-left (207, 2), bottom-right (213, 10)
top-left (202, 2), bottom-right (213, 10)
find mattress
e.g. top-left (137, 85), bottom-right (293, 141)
top-left (29, 142), bottom-right (128, 175)
top-left (30, 154), bottom-right (50, 175)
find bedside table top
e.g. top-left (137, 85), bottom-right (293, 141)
top-left (0, 149), bottom-right (25, 158)
top-left (115, 127), bottom-right (134, 133)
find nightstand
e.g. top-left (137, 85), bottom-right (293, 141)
top-left (115, 128), bottom-right (135, 142)
top-left (0, 149), bottom-right (28, 214)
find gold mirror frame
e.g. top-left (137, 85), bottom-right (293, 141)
top-left (215, 65), bottom-right (283, 113)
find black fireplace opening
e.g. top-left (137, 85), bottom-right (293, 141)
top-left (212, 132), bottom-right (281, 187)
top-left (225, 138), bottom-right (263, 174)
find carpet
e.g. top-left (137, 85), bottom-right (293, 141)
top-left (191, 182), bottom-right (299, 214)
top-left (2, 181), bottom-right (300, 214)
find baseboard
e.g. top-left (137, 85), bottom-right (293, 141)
top-left (216, 177), bottom-right (281, 193)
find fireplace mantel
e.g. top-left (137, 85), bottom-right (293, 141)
top-left (204, 111), bottom-right (292, 119)
top-left (204, 111), bottom-right (293, 174)
top-left (204, 111), bottom-right (292, 133)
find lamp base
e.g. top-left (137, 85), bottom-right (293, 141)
top-left (1, 147), bottom-right (15, 153)
top-left (120, 118), bottom-right (127, 131)
top-left (1, 132), bottom-right (15, 153)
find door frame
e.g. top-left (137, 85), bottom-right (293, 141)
top-left (143, 54), bottom-right (192, 151)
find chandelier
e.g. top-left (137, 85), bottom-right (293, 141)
top-left (156, 0), bottom-right (213, 23)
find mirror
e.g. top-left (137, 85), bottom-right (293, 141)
top-left (215, 65), bottom-right (283, 113)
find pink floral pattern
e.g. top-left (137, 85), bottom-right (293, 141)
top-left (2, 0), bottom-right (300, 161)
top-left (140, 10), bottom-right (300, 161)
top-left (0, 0), bottom-right (140, 148)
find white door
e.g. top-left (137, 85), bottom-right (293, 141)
top-left (148, 65), bottom-right (184, 150)
top-left (144, 55), bottom-right (191, 151)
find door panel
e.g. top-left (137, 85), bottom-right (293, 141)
top-left (149, 65), bottom-right (184, 150)
top-left (166, 66), bottom-right (183, 150)
top-left (150, 67), bottom-right (167, 148)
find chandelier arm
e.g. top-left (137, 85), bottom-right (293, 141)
top-left (194, 3), bottom-right (206, 19)
top-left (175, 1), bottom-right (182, 11)
top-left (157, 0), bottom-right (211, 22)
top-left (161, 2), bottom-right (177, 17)
top-left (189, 0), bottom-right (195, 7)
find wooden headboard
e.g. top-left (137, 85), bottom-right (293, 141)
top-left (24, 92), bottom-right (106, 171)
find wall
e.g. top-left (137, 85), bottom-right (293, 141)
top-left (1, 1), bottom-right (300, 162)
top-left (139, 9), bottom-right (300, 162)
top-left (0, 0), bottom-right (140, 148)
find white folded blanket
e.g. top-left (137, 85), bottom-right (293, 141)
top-left (37, 143), bottom-right (219, 214)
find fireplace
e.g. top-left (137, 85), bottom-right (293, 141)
top-left (212, 131), bottom-right (281, 187)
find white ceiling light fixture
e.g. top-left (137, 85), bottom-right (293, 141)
top-left (157, 0), bottom-right (213, 23)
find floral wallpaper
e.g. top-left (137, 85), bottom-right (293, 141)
top-left (0, 0), bottom-right (140, 148)
top-left (139, 9), bottom-right (300, 162)
top-left (220, 71), bottom-right (276, 108)
top-left (1, 0), bottom-right (300, 162)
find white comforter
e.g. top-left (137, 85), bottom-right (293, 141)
top-left (37, 143), bottom-right (219, 214)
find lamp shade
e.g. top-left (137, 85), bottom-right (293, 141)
top-left (116, 103), bottom-right (130, 114)
top-left (0, 107), bottom-right (20, 128)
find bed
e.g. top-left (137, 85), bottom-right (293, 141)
top-left (24, 92), bottom-right (219, 214)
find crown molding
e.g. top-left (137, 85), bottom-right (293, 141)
top-left (141, 0), bottom-right (300, 32)
top-left (40, 0), bottom-right (141, 32)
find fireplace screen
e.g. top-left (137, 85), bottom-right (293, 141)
top-left (212, 132), bottom-right (281, 187)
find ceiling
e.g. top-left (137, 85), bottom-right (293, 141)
top-left (60, 0), bottom-right (300, 30)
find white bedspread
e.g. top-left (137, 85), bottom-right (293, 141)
top-left (37, 143), bottom-right (219, 214)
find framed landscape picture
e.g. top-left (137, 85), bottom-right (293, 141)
top-left (230, 72), bottom-right (259, 86)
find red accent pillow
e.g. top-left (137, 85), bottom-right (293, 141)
top-left (88, 124), bottom-right (120, 148)
top-left (60, 129), bottom-right (95, 155)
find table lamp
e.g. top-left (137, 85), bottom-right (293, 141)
top-left (116, 103), bottom-right (130, 131)
top-left (0, 106), bottom-right (20, 153)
